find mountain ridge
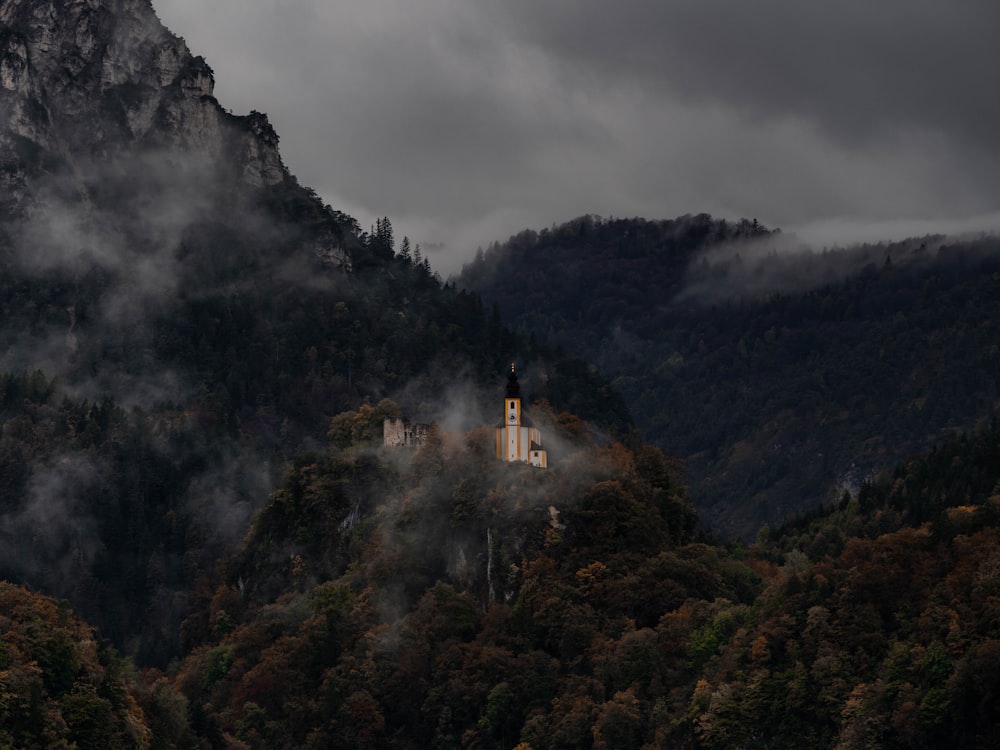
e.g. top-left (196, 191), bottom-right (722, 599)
top-left (456, 213), bottom-right (1000, 538)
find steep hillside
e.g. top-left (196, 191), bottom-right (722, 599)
top-left (163, 418), bottom-right (708, 749)
top-left (11, 350), bottom-right (1000, 750)
top-left (0, 581), bottom-right (151, 749)
top-left (0, 0), bottom-right (630, 666)
top-left (145, 416), bottom-right (1000, 749)
top-left (10, 402), bottom-right (1000, 748)
top-left (456, 214), bottom-right (1000, 537)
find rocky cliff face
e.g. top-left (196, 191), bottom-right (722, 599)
top-left (0, 0), bottom-right (287, 217)
top-left (0, 0), bottom-right (355, 398)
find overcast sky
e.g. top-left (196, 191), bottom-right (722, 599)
top-left (153, 0), bottom-right (1000, 273)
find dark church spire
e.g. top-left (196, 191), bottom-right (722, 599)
top-left (505, 362), bottom-right (520, 398)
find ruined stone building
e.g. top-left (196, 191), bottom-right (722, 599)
top-left (383, 417), bottom-right (428, 448)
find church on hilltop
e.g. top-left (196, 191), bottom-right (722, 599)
top-left (496, 364), bottom-right (548, 468)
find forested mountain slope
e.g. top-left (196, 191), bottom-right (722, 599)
top-left (162, 419), bottom-right (1000, 750)
top-left (457, 214), bottom-right (1000, 537)
top-left (56, 413), bottom-right (997, 749)
top-left (0, 582), bottom-right (152, 749)
top-left (0, 0), bottom-right (629, 667)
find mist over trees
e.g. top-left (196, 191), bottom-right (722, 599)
top-left (9, 408), bottom-right (1000, 749)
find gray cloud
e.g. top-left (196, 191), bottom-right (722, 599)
top-left (487, 1), bottom-right (1000, 147)
top-left (152, 0), bottom-right (1000, 273)
top-left (184, 445), bottom-right (274, 549)
top-left (2, 146), bottom-right (251, 406)
top-left (675, 226), bottom-right (1000, 306)
top-left (0, 453), bottom-right (103, 596)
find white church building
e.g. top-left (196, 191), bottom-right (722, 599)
top-left (495, 364), bottom-right (548, 468)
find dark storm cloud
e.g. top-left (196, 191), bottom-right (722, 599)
top-left (488, 1), bottom-right (1000, 150)
top-left (154, 1), bottom-right (1000, 271)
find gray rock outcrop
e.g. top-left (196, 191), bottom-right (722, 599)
top-left (0, 0), bottom-right (288, 217)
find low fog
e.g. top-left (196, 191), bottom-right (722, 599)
top-left (677, 228), bottom-right (1000, 305)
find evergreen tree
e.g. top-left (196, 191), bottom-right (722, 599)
top-left (378, 216), bottom-right (395, 252)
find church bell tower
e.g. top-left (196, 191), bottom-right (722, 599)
top-left (496, 364), bottom-right (547, 468)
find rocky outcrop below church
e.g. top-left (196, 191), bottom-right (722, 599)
top-left (0, 0), bottom-right (287, 217)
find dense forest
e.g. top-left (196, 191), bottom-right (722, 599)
top-left (7, 414), bottom-right (1000, 749)
top-left (457, 214), bottom-right (1000, 537)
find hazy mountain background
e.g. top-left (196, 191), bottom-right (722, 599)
top-left (456, 215), bottom-right (1000, 537)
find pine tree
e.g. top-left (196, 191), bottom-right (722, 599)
top-left (378, 216), bottom-right (394, 252)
